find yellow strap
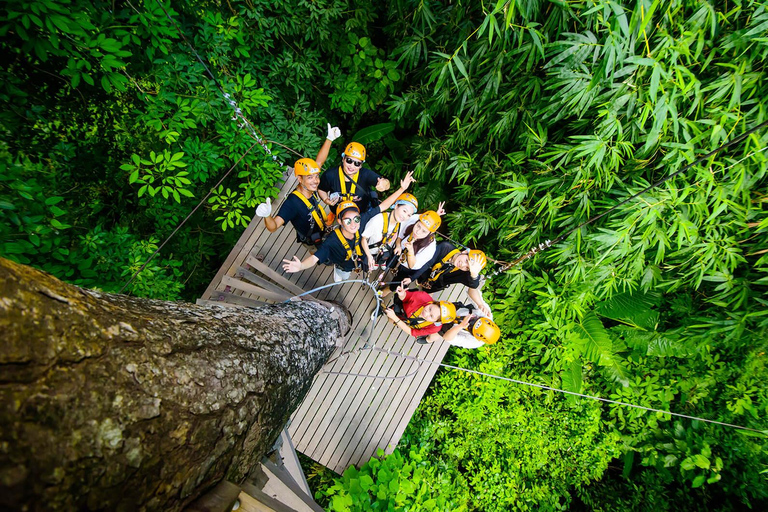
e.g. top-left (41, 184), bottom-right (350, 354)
top-left (291, 189), bottom-right (327, 228)
top-left (338, 166), bottom-right (359, 197)
top-left (427, 248), bottom-right (462, 282)
top-left (333, 228), bottom-right (363, 261)
top-left (380, 212), bottom-right (401, 246)
top-left (407, 305), bottom-right (432, 329)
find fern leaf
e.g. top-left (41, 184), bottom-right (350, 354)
top-left (573, 312), bottom-right (613, 363)
top-left (561, 361), bottom-right (583, 403)
top-left (595, 290), bottom-right (661, 330)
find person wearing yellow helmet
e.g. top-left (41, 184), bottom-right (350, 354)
top-left (417, 242), bottom-right (492, 317)
top-left (282, 172), bottom-right (415, 282)
top-left (423, 303), bottom-right (501, 349)
top-left (360, 192), bottom-right (419, 270)
top-left (383, 284), bottom-right (458, 338)
top-left (315, 136), bottom-right (391, 215)
top-left (257, 157), bottom-right (328, 248)
top-left (379, 202), bottom-right (446, 298)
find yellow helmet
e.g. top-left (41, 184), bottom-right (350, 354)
top-left (294, 158), bottom-right (321, 176)
top-left (343, 142), bottom-right (366, 161)
top-left (419, 211), bottom-right (441, 233)
top-left (438, 301), bottom-right (456, 324)
top-left (468, 249), bottom-right (487, 270)
top-left (394, 193), bottom-right (418, 213)
top-left (471, 317), bottom-right (500, 344)
top-left (336, 200), bottom-right (359, 218)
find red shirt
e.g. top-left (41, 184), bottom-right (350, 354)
top-left (400, 290), bottom-right (442, 337)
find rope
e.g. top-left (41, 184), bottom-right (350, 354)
top-left (119, 143), bottom-right (257, 293)
top-left (154, 1), bottom-right (286, 167)
top-left (323, 346), bottom-right (765, 433)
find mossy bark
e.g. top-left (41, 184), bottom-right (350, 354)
top-left (0, 257), bottom-right (342, 511)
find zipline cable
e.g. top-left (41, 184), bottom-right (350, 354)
top-left (279, 276), bottom-right (764, 434)
top-left (325, 346), bottom-right (765, 433)
top-left (119, 143), bottom-right (257, 293)
top-left (154, 1), bottom-right (285, 167)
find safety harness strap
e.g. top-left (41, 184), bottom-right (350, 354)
top-left (405, 305), bottom-right (433, 329)
top-left (291, 189), bottom-right (327, 229)
top-left (427, 248), bottom-right (462, 282)
top-left (338, 166), bottom-right (360, 200)
top-left (333, 228), bottom-right (363, 262)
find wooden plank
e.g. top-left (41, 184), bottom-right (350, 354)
top-left (320, 321), bottom-right (417, 471)
top-left (290, 282), bottom-right (375, 450)
top-left (236, 267), bottom-right (295, 300)
top-left (278, 429), bottom-right (312, 498)
top-left (186, 480), bottom-right (242, 512)
top-left (246, 255), bottom-right (306, 296)
top-left (221, 275), bottom-right (290, 303)
top-left (210, 291), bottom-right (270, 309)
top-left (334, 329), bottom-right (426, 471)
top-left (338, 285), bottom-right (462, 470)
top-left (200, 214), bottom-right (264, 302)
top-left (302, 320), bottom-right (397, 461)
top-left (379, 284), bottom-right (464, 455)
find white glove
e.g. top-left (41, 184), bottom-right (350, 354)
top-left (255, 198), bottom-right (272, 218)
top-left (326, 123), bottom-right (342, 142)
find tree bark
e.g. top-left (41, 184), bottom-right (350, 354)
top-left (0, 257), bottom-right (343, 511)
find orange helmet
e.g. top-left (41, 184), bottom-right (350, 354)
top-left (343, 142), bottom-right (366, 161)
top-left (438, 301), bottom-right (456, 324)
top-left (336, 200), bottom-right (359, 219)
top-left (394, 193), bottom-right (418, 213)
top-left (468, 249), bottom-right (487, 270)
top-left (471, 317), bottom-right (500, 344)
top-left (419, 211), bottom-right (441, 233)
top-left (294, 158), bottom-right (321, 176)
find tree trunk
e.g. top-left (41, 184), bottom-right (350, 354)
top-left (0, 257), bottom-right (343, 511)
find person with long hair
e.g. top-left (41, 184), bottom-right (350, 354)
top-left (379, 203), bottom-right (445, 298)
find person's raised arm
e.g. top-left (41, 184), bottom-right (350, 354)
top-left (442, 316), bottom-right (472, 342)
top-left (377, 171), bottom-right (415, 211)
top-left (468, 287), bottom-right (492, 317)
top-left (316, 123), bottom-right (341, 168)
top-left (282, 254), bottom-right (319, 273)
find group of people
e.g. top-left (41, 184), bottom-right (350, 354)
top-left (255, 124), bottom-right (501, 349)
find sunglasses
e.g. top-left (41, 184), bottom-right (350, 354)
top-left (344, 157), bottom-right (363, 168)
top-left (342, 215), bottom-right (361, 226)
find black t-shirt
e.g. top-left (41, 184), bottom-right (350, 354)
top-left (314, 206), bottom-right (381, 270)
top-left (417, 242), bottom-right (481, 292)
top-left (319, 165), bottom-right (382, 214)
top-left (276, 192), bottom-right (324, 241)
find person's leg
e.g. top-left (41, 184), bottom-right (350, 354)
top-left (333, 267), bottom-right (351, 282)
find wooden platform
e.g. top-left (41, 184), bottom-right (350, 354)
top-left (200, 168), bottom-right (468, 475)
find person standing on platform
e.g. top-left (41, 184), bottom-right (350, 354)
top-left (418, 243), bottom-right (492, 317)
top-left (316, 135), bottom-right (391, 214)
top-left (255, 157), bottom-right (329, 249)
top-left (361, 192), bottom-right (419, 270)
top-left (282, 173), bottom-right (414, 282)
top-left (423, 303), bottom-right (501, 348)
top-left (379, 206), bottom-right (445, 298)
top-left (383, 285), bottom-right (457, 340)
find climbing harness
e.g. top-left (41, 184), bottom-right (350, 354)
top-left (421, 248), bottom-right (462, 290)
top-left (333, 229), bottom-right (364, 272)
top-left (338, 167), bottom-right (361, 203)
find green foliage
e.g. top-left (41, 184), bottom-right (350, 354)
top-left (3, 0), bottom-right (767, 509)
top-left (321, 449), bottom-right (450, 511)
